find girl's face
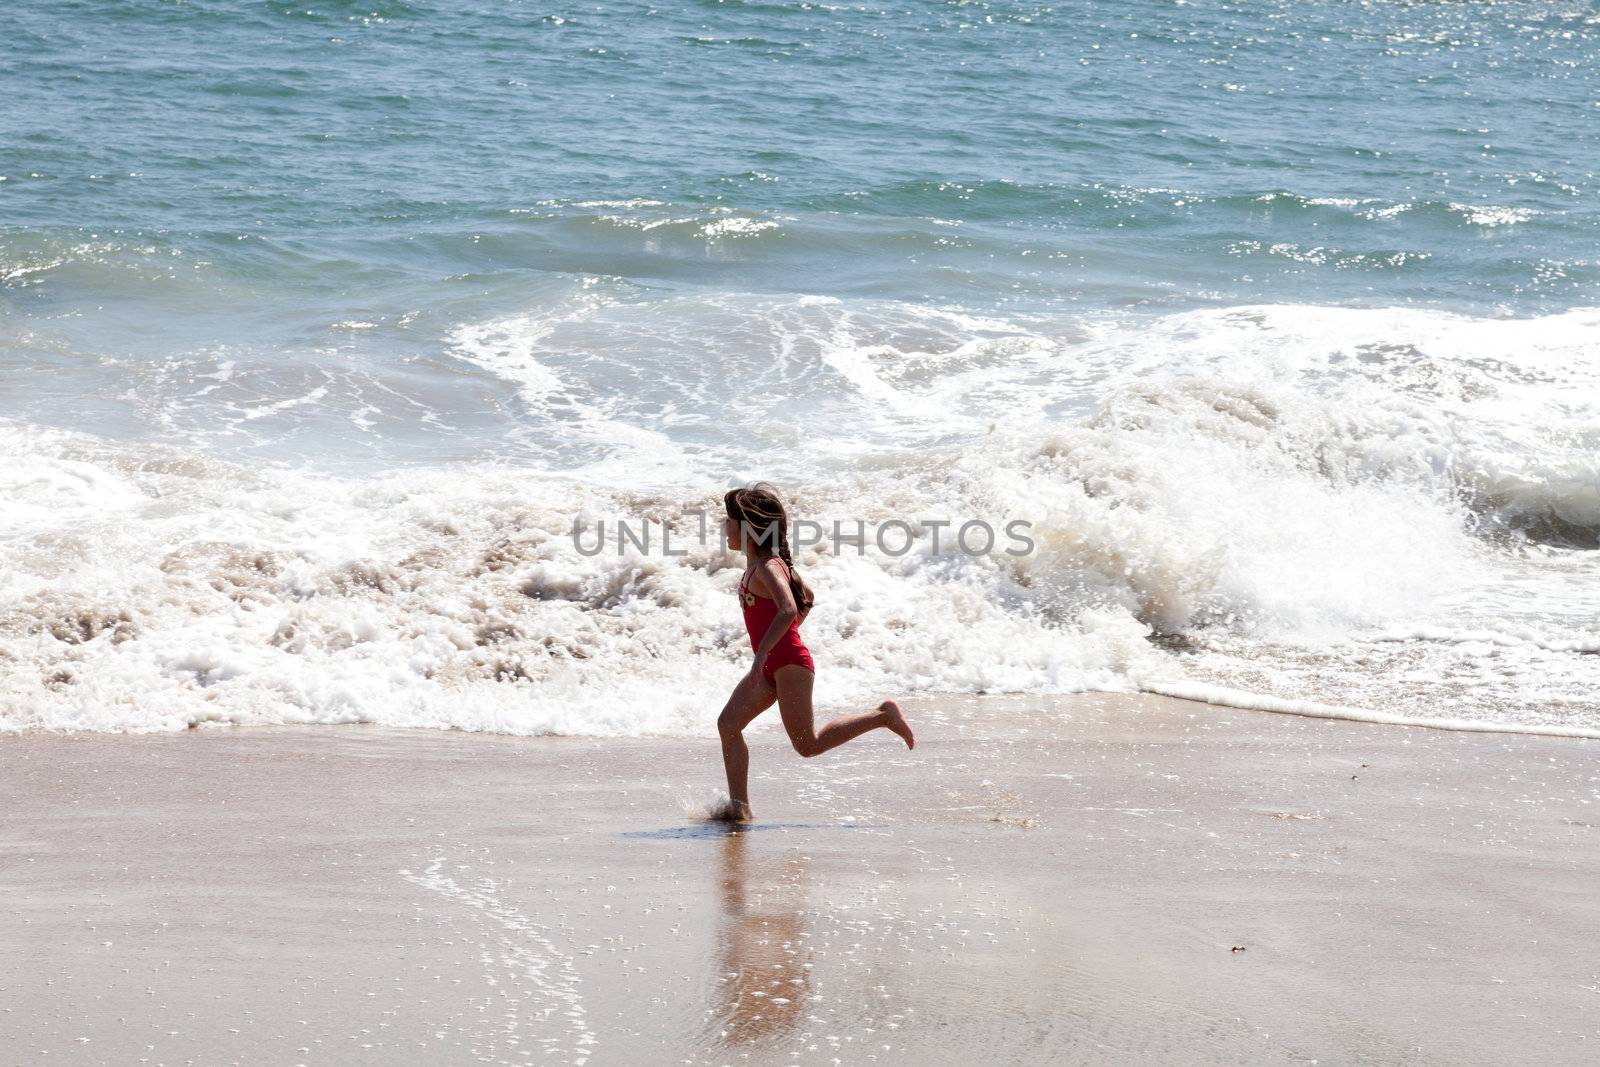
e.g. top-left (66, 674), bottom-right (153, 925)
top-left (724, 515), bottom-right (741, 552)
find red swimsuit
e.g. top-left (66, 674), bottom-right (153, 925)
top-left (739, 562), bottom-right (814, 684)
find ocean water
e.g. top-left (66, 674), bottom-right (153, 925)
top-left (3, 0), bottom-right (1597, 736)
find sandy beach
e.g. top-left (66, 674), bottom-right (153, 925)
top-left (2, 693), bottom-right (1596, 1066)
top-left (9, 1), bottom-right (1599, 1064)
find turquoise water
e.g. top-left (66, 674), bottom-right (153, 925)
top-left (3, 1), bottom-right (1598, 735)
top-left (5, 0), bottom-right (1598, 463)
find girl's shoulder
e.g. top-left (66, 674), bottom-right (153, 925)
top-left (744, 555), bottom-right (789, 597)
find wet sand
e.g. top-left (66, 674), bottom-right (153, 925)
top-left (2, 693), bottom-right (1597, 1065)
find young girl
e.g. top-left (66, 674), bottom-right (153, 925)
top-left (716, 483), bottom-right (913, 823)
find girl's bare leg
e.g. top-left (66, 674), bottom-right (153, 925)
top-left (716, 669), bottom-right (777, 820)
top-left (775, 666), bottom-right (914, 757)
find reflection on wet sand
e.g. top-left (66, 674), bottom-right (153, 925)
top-left (712, 829), bottom-right (812, 1047)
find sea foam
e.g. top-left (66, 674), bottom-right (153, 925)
top-left (3, 300), bottom-right (1596, 736)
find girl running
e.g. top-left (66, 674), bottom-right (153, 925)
top-left (715, 483), bottom-right (914, 823)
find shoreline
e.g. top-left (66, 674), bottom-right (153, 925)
top-left (1146, 681), bottom-right (1600, 740)
top-left (9, 679), bottom-right (1600, 742)
top-left (3, 693), bottom-right (1597, 1065)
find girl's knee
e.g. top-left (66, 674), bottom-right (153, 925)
top-left (789, 736), bottom-right (821, 758)
top-left (717, 710), bottom-right (744, 737)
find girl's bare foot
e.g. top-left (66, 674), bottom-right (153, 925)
top-left (880, 700), bottom-right (915, 750)
top-left (711, 798), bottom-right (753, 823)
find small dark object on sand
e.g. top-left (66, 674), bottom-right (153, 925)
top-left (1231, 946), bottom-right (1247, 953)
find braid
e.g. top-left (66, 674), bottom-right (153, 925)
top-left (775, 523), bottom-right (814, 613)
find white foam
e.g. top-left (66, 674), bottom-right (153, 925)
top-left (0, 453), bottom-right (146, 537)
top-left (1146, 680), bottom-right (1600, 741)
top-left (1366, 623), bottom-right (1600, 655)
top-left (0, 425), bottom-right (1164, 734)
top-left (6, 299), bottom-right (1597, 736)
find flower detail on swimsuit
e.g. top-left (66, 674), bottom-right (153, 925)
top-left (742, 591), bottom-right (756, 607)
